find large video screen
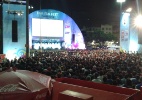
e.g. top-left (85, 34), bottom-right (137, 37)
top-left (32, 18), bottom-right (64, 37)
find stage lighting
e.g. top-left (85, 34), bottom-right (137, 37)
top-left (117, 0), bottom-right (126, 3)
top-left (6, 10), bottom-right (24, 16)
top-left (134, 14), bottom-right (142, 28)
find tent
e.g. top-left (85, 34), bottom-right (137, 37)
top-left (0, 68), bottom-right (52, 100)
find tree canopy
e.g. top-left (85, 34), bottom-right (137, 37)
top-left (82, 30), bottom-right (117, 43)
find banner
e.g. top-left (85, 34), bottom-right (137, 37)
top-left (120, 12), bottom-right (130, 52)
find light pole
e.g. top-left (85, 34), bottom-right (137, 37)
top-left (117, 0), bottom-right (126, 24)
top-left (117, 0), bottom-right (126, 12)
top-left (39, 0), bottom-right (42, 52)
top-left (26, 0), bottom-right (29, 57)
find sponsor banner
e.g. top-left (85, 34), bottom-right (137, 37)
top-left (120, 12), bottom-right (130, 51)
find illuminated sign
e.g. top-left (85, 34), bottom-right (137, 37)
top-left (37, 11), bottom-right (59, 17)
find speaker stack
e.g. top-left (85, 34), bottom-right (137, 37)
top-left (12, 20), bottom-right (18, 42)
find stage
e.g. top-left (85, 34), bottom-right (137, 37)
top-left (1, 3), bottom-right (85, 60)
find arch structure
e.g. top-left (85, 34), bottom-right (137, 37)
top-left (29, 9), bottom-right (85, 50)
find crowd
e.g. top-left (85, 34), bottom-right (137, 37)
top-left (0, 49), bottom-right (142, 89)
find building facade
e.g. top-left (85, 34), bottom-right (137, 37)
top-left (101, 24), bottom-right (113, 34)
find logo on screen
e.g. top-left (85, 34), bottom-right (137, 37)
top-left (37, 11), bottom-right (59, 17)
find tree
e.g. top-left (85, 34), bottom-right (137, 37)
top-left (82, 30), bottom-right (117, 44)
top-left (105, 33), bottom-right (117, 41)
top-left (82, 30), bottom-right (95, 43)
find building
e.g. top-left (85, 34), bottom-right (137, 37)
top-left (82, 24), bottom-right (114, 34)
top-left (101, 24), bottom-right (112, 34)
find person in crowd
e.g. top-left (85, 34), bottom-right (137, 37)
top-left (1, 49), bottom-right (142, 89)
top-left (135, 77), bottom-right (142, 89)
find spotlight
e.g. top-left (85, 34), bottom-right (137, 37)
top-left (134, 14), bottom-right (142, 28)
top-left (6, 10), bottom-right (24, 16)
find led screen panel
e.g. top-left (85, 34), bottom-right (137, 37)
top-left (32, 18), bottom-right (64, 37)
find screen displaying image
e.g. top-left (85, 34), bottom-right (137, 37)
top-left (32, 18), bottom-right (64, 37)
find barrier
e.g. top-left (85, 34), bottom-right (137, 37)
top-left (52, 81), bottom-right (130, 100)
top-left (58, 90), bottom-right (93, 100)
top-left (55, 78), bottom-right (141, 100)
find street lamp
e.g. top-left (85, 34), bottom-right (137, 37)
top-left (116, 0), bottom-right (126, 13)
top-left (116, 0), bottom-right (126, 48)
top-left (117, 0), bottom-right (126, 2)
top-left (117, 0), bottom-right (126, 9)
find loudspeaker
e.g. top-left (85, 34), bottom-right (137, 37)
top-left (138, 32), bottom-right (142, 44)
top-left (12, 20), bottom-right (18, 42)
top-left (72, 34), bottom-right (75, 43)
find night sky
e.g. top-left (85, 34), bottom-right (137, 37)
top-left (29, 0), bottom-right (138, 28)
top-left (0, 0), bottom-right (139, 28)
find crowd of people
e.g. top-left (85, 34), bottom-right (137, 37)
top-left (0, 49), bottom-right (142, 89)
